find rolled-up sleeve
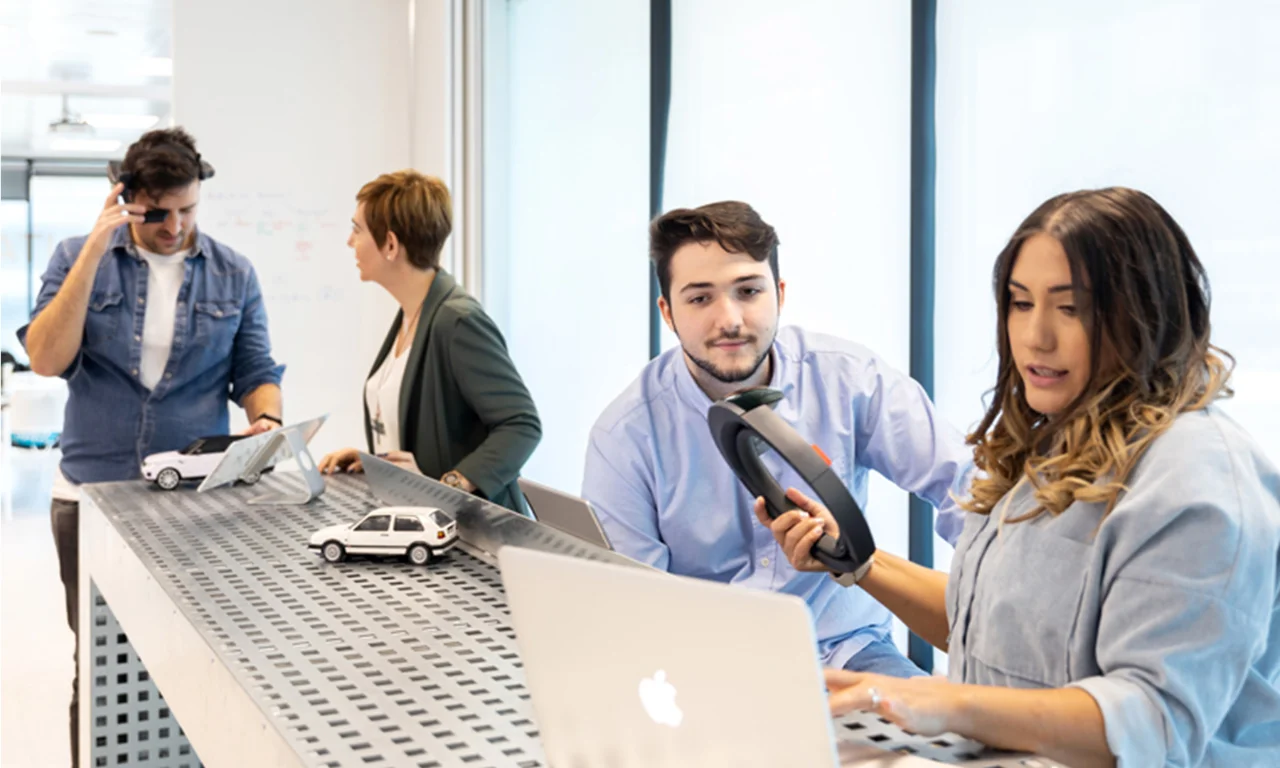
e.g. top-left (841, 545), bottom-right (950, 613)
top-left (228, 265), bottom-right (284, 405)
top-left (1067, 499), bottom-right (1272, 767)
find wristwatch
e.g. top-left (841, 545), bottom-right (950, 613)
top-left (830, 553), bottom-right (875, 587)
top-left (256, 413), bottom-right (283, 426)
top-left (440, 471), bottom-right (465, 490)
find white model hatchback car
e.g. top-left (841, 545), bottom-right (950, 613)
top-left (142, 434), bottom-right (264, 490)
top-left (309, 507), bottom-right (458, 565)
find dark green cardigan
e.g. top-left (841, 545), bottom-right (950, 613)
top-left (363, 270), bottom-right (541, 513)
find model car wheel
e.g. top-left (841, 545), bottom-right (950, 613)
top-left (407, 543), bottom-right (432, 566)
top-left (241, 471), bottom-right (262, 485)
top-left (156, 468), bottom-right (181, 491)
top-left (322, 541), bottom-right (346, 563)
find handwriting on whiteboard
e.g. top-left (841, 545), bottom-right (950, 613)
top-left (205, 190), bottom-right (349, 309)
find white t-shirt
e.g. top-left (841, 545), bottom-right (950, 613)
top-left (137, 245), bottom-right (190, 390)
top-left (53, 245), bottom-right (190, 501)
top-left (364, 347), bottom-right (410, 455)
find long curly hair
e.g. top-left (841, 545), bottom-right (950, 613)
top-left (963, 187), bottom-right (1233, 521)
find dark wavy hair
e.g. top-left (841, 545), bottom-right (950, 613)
top-left (121, 127), bottom-right (204, 199)
top-left (964, 187), bottom-right (1233, 520)
top-left (649, 201), bottom-right (780, 302)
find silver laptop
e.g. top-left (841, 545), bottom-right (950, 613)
top-left (518, 477), bottom-right (612, 550)
top-left (498, 546), bottom-right (945, 767)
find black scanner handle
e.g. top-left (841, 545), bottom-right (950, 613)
top-left (708, 389), bottom-right (876, 575)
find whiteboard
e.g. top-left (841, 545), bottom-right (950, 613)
top-left (173, 0), bottom-right (420, 457)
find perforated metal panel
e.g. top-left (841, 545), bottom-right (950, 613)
top-left (86, 474), bottom-right (1061, 768)
top-left (89, 584), bottom-right (201, 768)
top-left (833, 714), bottom-right (1063, 766)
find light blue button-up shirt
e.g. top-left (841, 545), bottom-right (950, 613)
top-left (946, 407), bottom-right (1280, 766)
top-left (583, 326), bottom-right (969, 668)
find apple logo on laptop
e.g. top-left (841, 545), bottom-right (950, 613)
top-left (638, 670), bottom-right (683, 727)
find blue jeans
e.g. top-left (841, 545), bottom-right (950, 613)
top-left (843, 636), bottom-right (928, 678)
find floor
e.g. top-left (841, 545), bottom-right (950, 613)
top-left (1, 404), bottom-right (73, 768)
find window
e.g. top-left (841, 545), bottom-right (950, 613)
top-left (354, 515), bottom-right (391, 532)
top-left (393, 516), bottom-right (425, 532)
top-left (191, 435), bottom-right (239, 454)
top-left (1, 199), bottom-right (30, 363)
top-left (936, 0), bottom-right (1280, 500)
top-left (662, 0), bottom-right (917, 587)
top-left (482, 0), bottom-right (649, 494)
top-left (933, 0), bottom-right (1280, 668)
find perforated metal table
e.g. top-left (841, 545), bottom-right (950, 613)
top-left (78, 470), bottom-right (1064, 768)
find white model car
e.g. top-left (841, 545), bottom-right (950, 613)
top-left (142, 434), bottom-right (264, 490)
top-left (309, 507), bottom-right (458, 565)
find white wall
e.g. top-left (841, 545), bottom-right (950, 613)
top-left (484, 0), bottom-right (650, 494)
top-left (173, 0), bottom-right (433, 457)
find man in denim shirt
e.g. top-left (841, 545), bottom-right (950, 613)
top-left (16, 127), bottom-right (285, 765)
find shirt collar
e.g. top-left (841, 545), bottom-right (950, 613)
top-left (108, 225), bottom-right (209, 261)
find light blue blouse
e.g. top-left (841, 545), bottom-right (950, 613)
top-left (946, 407), bottom-right (1280, 766)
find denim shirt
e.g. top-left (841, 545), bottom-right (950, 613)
top-left (946, 408), bottom-right (1280, 767)
top-left (16, 226), bottom-right (285, 484)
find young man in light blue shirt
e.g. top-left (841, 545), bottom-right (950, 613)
top-left (582, 201), bottom-right (970, 677)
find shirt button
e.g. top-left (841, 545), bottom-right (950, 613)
top-left (132, 368), bottom-right (139, 376)
top-left (164, 372), bottom-right (172, 379)
top-left (137, 297), bottom-right (145, 305)
top-left (760, 557), bottom-right (770, 568)
top-left (134, 335), bottom-right (141, 342)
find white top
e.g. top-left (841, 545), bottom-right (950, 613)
top-left (137, 245), bottom-right (190, 390)
top-left (53, 245), bottom-right (190, 501)
top-left (364, 347), bottom-right (410, 455)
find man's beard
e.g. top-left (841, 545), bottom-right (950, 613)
top-left (147, 233), bottom-right (185, 253)
top-left (684, 330), bottom-right (775, 384)
top-left (133, 224), bottom-right (189, 254)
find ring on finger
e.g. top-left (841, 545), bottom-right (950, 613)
top-left (867, 686), bottom-right (882, 710)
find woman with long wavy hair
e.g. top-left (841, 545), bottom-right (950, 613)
top-left (760, 187), bottom-right (1279, 767)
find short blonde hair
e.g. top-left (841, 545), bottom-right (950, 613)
top-left (356, 170), bottom-right (453, 270)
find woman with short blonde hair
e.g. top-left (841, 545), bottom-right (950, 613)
top-left (319, 170), bottom-right (541, 513)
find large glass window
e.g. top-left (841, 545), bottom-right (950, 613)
top-left (934, 0), bottom-right (1280, 664)
top-left (29, 175), bottom-right (114, 284)
top-left (3, 174), bottom-right (114, 363)
top-left (482, 0), bottom-right (649, 494)
top-left (663, 0), bottom-right (916, 577)
top-left (1, 199), bottom-right (30, 363)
